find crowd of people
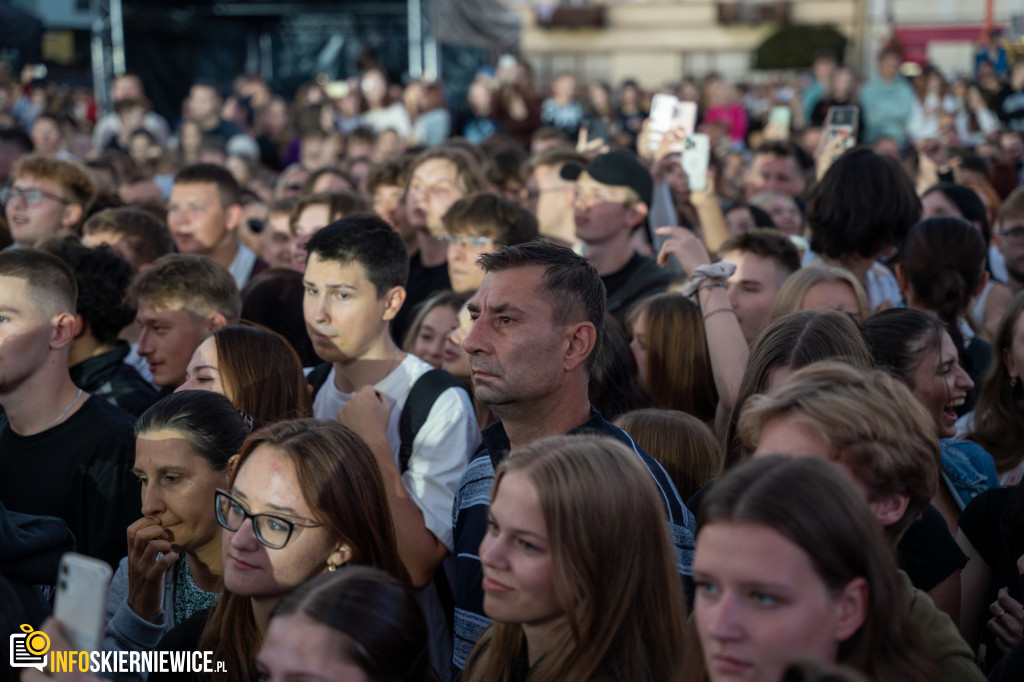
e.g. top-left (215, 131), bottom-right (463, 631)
top-left (4, 36), bottom-right (1024, 682)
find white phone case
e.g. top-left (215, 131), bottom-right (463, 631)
top-left (682, 134), bottom-right (711, 192)
top-left (54, 553), bottom-right (112, 652)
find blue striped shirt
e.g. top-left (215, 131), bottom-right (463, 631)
top-left (450, 408), bottom-right (696, 674)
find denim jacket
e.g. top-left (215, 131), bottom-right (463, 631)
top-left (939, 438), bottom-right (1000, 510)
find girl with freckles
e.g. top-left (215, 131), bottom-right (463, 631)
top-left (462, 434), bottom-right (686, 682)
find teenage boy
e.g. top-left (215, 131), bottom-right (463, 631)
top-left (128, 254), bottom-right (240, 389)
top-left (3, 152), bottom-right (95, 249)
top-left (0, 249), bottom-right (138, 568)
top-left (303, 214), bottom-right (480, 674)
top-left (167, 163), bottom-right (267, 289)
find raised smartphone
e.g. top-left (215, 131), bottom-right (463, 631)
top-left (53, 552), bottom-right (112, 652)
top-left (682, 133), bottom-right (711, 192)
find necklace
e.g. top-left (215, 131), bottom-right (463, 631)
top-left (49, 387), bottom-right (83, 429)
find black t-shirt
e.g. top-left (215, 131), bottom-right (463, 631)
top-left (896, 504), bottom-right (969, 592)
top-left (0, 396), bottom-right (140, 569)
top-left (959, 486), bottom-right (1024, 672)
top-left (392, 250), bottom-right (452, 344)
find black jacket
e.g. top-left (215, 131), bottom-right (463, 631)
top-left (69, 341), bottom-right (160, 418)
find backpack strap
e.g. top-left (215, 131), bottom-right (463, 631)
top-left (398, 369), bottom-right (468, 474)
top-left (306, 363), bottom-right (333, 399)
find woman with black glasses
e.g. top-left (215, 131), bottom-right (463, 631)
top-left (150, 418), bottom-right (407, 682)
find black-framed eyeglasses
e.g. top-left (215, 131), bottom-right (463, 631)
top-left (1, 186), bottom-right (71, 207)
top-left (214, 489), bottom-right (320, 549)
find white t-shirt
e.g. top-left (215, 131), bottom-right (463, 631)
top-left (313, 354), bottom-right (480, 550)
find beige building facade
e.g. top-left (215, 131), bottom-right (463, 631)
top-left (509, 0), bottom-right (1021, 87)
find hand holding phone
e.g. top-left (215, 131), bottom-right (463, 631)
top-left (682, 133), bottom-right (711, 192)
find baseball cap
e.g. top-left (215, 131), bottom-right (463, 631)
top-left (560, 149), bottom-right (653, 207)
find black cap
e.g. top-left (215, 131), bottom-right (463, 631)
top-left (560, 150), bottom-right (653, 207)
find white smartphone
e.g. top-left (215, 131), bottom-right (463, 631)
top-left (766, 105), bottom-right (792, 140)
top-left (682, 133), bottom-right (711, 192)
top-left (671, 101), bottom-right (698, 138)
top-left (53, 553), bottom-right (112, 652)
top-left (648, 93), bottom-right (679, 151)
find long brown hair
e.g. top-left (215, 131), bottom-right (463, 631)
top-left (198, 419), bottom-right (406, 682)
top-left (211, 324), bottom-right (312, 425)
top-left (463, 435), bottom-right (687, 682)
top-left (627, 293), bottom-right (716, 422)
top-left (969, 290), bottom-right (1024, 474)
top-left (684, 456), bottom-right (938, 682)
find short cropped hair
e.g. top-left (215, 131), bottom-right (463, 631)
top-left (11, 153), bottom-right (96, 209)
top-left (305, 214), bottom-right (409, 298)
top-left (128, 254), bottom-right (241, 321)
top-left (44, 239), bottom-right (135, 345)
top-left (719, 227), bottom-right (801, 274)
top-left (408, 146), bottom-right (487, 196)
top-left (478, 240), bottom-right (605, 370)
top-left (82, 207), bottom-right (174, 266)
top-left (442, 192), bottom-right (539, 245)
top-left (738, 360), bottom-right (940, 541)
top-left (806, 148), bottom-right (921, 261)
top-left (0, 248), bottom-right (77, 318)
top-left (173, 163), bottom-right (241, 209)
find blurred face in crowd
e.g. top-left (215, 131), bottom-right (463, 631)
top-left (764, 195), bottom-right (802, 236)
top-left (167, 182), bottom-right (239, 257)
top-left (573, 172), bottom-right (644, 246)
top-left (878, 53), bottom-right (901, 82)
top-left (998, 213), bottom-right (1024, 284)
top-left (112, 75), bottom-right (144, 102)
top-left (724, 207), bottom-right (758, 236)
top-left (223, 445), bottom-right (346, 600)
top-left (525, 164), bottom-right (576, 235)
top-left (721, 250), bottom-right (788, 345)
top-left (136, 300), bottom-right (211, 387)
top-left (291, 203), bottom-right (332, 270)
top-left (261, 212), bottom-right (294, 269)
top-left (746, 154), bottom-right (804, 199)
top-left (413, 304), bottom-right (459, 370)
top-left (406, 158), bottom-right (465, 235)
top-left (479, 470), bottom-right (563, 629)
top-left (442, 303), bottom-right (473, 380)
top-left (189, 84), bottom-right (221, 124)
top-left (30, 117), bottom-right (63, 154)
top-left (4, 175), bottom-right (77, 247)
top-left (692, 520), bottom-right (865, 682)
top-left (628, 309), bottom-right (650, 390)
top-left (133, 429), bottom-right (228, 555)
top-left (447, 233), bottom-right (498, 296)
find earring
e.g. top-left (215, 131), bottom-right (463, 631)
top-left (1012, 377), bottom-right (1018, 388)
top-left (327, 562), bottom-right (336, 572)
